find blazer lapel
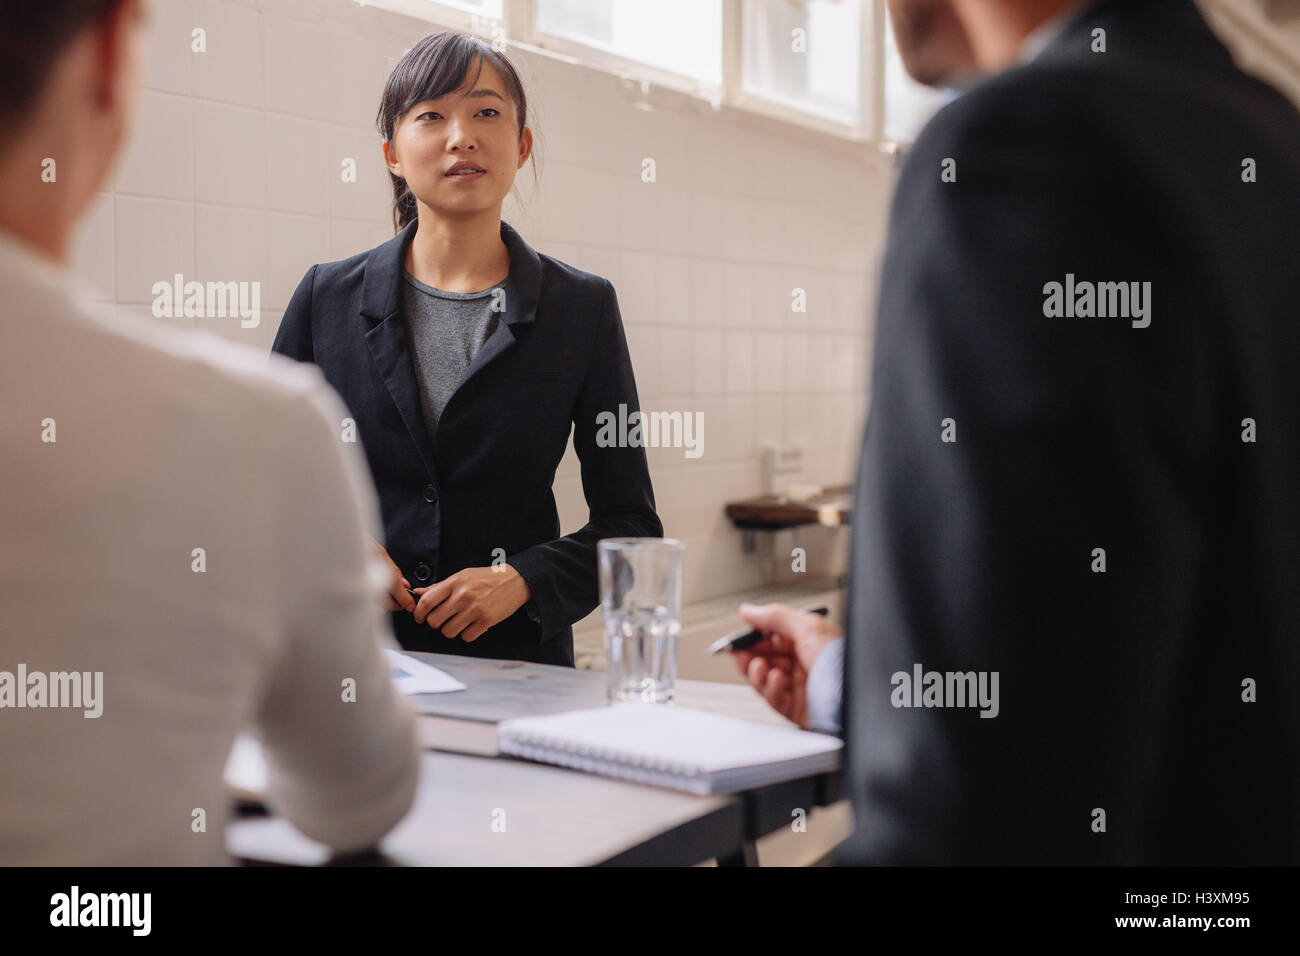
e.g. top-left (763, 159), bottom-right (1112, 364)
top-left (454, 220), bottom-right (542, 390)
top-left (360, 219), bottom-right (439, 480)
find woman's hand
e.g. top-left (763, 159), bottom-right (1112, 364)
top-left (412, 565), bottom-right (532, 643)
top-left (371, 538), bottom-right (417, 613)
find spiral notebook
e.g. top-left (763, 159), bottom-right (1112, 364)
top-left (498, 703), bottom-right (842, 795)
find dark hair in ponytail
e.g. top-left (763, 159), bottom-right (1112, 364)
top-left (376, 33), bottom-right (532, 233)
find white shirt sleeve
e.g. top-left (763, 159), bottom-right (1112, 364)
top-left (254, 364), bottom-right (420, 853)
top-left (806, 637), bottom-right (846, 736)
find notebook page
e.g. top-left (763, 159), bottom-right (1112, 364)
top-left (499, 702), bottom-right (841, 773)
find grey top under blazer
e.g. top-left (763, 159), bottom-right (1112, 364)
top-left (272, 219), bottom-right (663, 666)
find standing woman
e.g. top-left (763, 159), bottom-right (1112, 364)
top-left (272, 33), bottom-right (662, 666)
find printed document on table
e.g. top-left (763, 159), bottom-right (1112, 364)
top-left (385, 649), bottom-right (467, 695)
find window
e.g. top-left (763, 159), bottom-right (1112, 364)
top-left (741, 0), bottom-right (863, 126)
top-left (535, 0), bottom-right (723, 86)
top-left (425, 0), bottom-right (503, 17)
top-left (881, 3), bottom-right (955, 144)
top-left (375, 0), bottom-right (504, 25)
top-left (359, 0), bottom-right (956, 144)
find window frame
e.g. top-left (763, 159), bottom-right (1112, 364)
top-left (528, 0), bottom-right (727, 100)
top-left (360, 0), bottom-right (507, 33)
top-left (351, 0), bottom-right (900, 147)
top-left (726, 0), bottom-right (879, 142)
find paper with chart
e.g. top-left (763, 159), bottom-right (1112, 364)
top-left (385, 648), bottom-right (466, 695)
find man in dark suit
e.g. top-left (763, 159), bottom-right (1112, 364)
top-left (734, 0), bottom-right (1299, 864)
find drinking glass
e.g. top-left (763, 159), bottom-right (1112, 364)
top-left (597, 538), bottom-right (685, 703)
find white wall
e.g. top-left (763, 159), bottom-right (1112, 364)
top-left (71, 0), bottom-right (893, 607)
top-left (1198, 0), bottom-right (1300, 107)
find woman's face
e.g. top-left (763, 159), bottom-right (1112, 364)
top-left (384, 58), bottom-right (532, 222)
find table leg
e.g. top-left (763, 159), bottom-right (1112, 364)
top-left (716, 838), bottom-right (759, 867)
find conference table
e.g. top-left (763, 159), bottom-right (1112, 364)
top-left (226, 652), bottom-right (845, 866)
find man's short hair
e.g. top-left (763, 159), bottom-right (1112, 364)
top-left (0, 1), bottom-right (127, 132)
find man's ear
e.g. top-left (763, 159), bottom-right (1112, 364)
top-left (94, 0), bottom-right (143, 113)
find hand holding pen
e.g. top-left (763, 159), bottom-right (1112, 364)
top-left (722, 602), bottom-right (844, 729)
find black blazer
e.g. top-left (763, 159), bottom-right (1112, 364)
top-left (839, 0), bottom-right (1300, 864)
top-left (272, 219), bottom-right (663, 665)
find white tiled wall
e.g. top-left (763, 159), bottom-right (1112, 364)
top-left (1198, 0), bottom-right (1300, 108)
top-left (71, 0), bottom-right (895, 606)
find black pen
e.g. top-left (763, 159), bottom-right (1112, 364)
top-left (708, 603), bottom-right (831, 655)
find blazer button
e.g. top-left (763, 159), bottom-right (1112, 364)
top-left (414, 562), bottom-right (432, 583)
top-left (423, 484), bottom-right (438, 504)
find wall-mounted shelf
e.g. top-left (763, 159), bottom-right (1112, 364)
top-left (725, 484), bottom-right (854, 553)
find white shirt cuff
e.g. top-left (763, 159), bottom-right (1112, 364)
top-left (806, 636), bottom-right (845, 735)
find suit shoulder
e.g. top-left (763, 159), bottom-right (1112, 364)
top-left (70, 304), bottom-right (341, 433)
top-left (912, 42), bottom-right (1298, 168)
top-left (537, 251), bottom-right (609, 295)
top-left (305, 242), bottom-right (379, 293)
top-left (906, 61), bottom-right (1104, 166)
top-left (536, 252), bottom-right (613, 323)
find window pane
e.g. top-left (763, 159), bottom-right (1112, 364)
top-left (537, 0), bottom-right (723, 84)
top-left (882, 4), bottom-right (955, 142)
top-left (428, 0), bottom-right (504, 18)
top-left (742, 0), bottom-right (861, 125)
